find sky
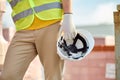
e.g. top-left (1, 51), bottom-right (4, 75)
top-left (72, 0), bottom-right (120, 25)
top-left (2, 0), bottom-right (120, 27)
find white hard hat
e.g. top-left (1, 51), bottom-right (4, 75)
top-left (57, 29), bottom-right (94, 61)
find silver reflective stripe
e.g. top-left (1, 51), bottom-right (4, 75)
top-left (10, 0), bottom-right (21, 8)
top-left (13, 2), bottom-right (62, 22)
top-left (34, 2), bottom-right (62, 13)
top-left (13, 8), bottom-right (33, 22)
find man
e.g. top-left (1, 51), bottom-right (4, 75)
top-left (0, 0), bottom-right (76, 80)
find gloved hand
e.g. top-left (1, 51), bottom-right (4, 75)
top-left (59, 14), bottom-right (77, 40)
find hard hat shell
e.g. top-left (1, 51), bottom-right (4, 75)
top-left (57, 29), bottom-right (94, 61)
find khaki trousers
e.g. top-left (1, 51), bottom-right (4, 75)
top-left (0, 22), bottom-right (64, 80)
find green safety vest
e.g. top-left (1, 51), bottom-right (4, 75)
top-left (8, 0), bottom-right (63, 30)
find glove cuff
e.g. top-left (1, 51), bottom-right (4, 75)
top-left (63, 14), bottom-right (73, 21)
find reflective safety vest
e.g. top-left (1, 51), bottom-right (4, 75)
top-left (8, 0), bottom-right (63, 30)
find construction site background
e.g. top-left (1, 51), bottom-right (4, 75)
top-left (0, 2), bottom-right (116, 80)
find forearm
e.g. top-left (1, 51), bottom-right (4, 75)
top-left (62, 0), bottom-right (73, 14)
top-left (0, 0), bottom-right (6, 12)
top-left (0, 0), bottom-right (6, 20)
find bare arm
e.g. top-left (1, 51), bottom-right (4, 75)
top-left (62, 0), bottom-right (73, 14)
top-left (0, 0), bottom-right (6, 34)
top-left (0, 0), bottom-right (6, 20)
top-left (0, 0), bottom-right (6, 12)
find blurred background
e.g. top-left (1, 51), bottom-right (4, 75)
top-left (0, 0), bottom-right (120, 80)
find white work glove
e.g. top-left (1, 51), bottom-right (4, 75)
top-left (59, 14), bottom-right (77, 40)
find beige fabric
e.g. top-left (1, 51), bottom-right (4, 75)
top-left (0, 22), bottom-right (64, 80)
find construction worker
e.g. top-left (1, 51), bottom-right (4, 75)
top-left (0, 0), bottom-right (76, 80)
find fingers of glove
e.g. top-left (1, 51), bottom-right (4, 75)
top-left (64, 33), bottom-right (75, 40)
top-left (58, 26), bottom-right (63, 37)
